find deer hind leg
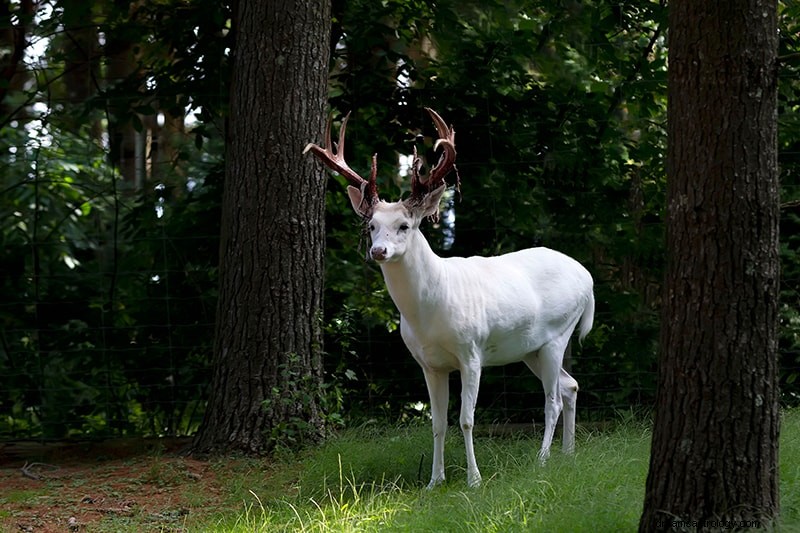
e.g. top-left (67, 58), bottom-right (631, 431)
top-left (523, 340), bottom-right (570, 463)
top-left (422, 368), bottom-right (449, 489)
top-left (459, 361), bottom-right (483, 487)
top-left (523, 366), bottom-right (578, 456)
top-left (559, 368), bottom-right (579, 455)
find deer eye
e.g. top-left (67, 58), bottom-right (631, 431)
top-left (369, 224), bottom-right (375, 232)
top-left (399, 223), bottom-right (410, 232)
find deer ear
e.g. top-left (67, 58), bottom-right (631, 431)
top-left (347, 185), bottom-right (372, 218)
top-left (417, 183), bottom-right (447, 219)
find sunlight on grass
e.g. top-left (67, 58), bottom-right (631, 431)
top-left (217, 457), bottom-right (411, 532)
top-left (210, 410), bottom-right (800, 532)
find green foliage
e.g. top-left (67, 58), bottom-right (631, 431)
top-left (1, 116), bottom-right (121, 437)
top-left (325, 0), bottom-right (669, 417)
top-left (0, 111), bottom-right (223, 437)
top-left (262, 344), bottom-right (358, 452)
top-left (0, 0), bottom-right (228, 437)
top-left (778, 0), bottom-right (800, 404)
top-left (323, 305), bottom-right (366, 418)
top-left (324, 0), bottom-right (800, 419)
top-left (1, 0), bottom-right (799, 438)
top-left (263, 354), bottom-right (328, 452)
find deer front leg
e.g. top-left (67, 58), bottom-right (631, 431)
top-left (422, 367), bottom-right (449, 489)
top-left (460, 361), bottom-right (483, 487)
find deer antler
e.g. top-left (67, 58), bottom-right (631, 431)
top-left (304, 112), bottom-right (379, 210)
top-left (409, 108), bottom-right (459, 202)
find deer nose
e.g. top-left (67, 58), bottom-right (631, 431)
top-left (370, 246), bottom-right (388, 261)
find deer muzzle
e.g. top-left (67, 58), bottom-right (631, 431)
top-left (370, 246), bottom-right (388, 262)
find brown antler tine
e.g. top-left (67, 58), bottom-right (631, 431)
top-left (304, 112), bottom-right (380, 209)
top-left (425, 107), bottom-right (452, 141)
top-left (336, 111), bottom-right (351, 154)
top-left (367, 153), bottom-right (379, 201)
top-left (409, 145), bottom-right (425, 192)
top-left (423, 108), bottom-right (457, 190)
top-left (410, 145), bottom-right (424, 194)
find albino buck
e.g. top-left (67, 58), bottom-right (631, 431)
top-left (305, 108), bottom-right (594, 488)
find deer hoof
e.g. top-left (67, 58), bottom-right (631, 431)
top-left (426, 477), bottom-right (445, 490)
top-left (467, 472), bottom-right (482, 488)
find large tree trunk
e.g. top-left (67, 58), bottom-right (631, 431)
top-left (192, 0), bottom-right (331, 454)
top-left (61, 1), bottom-right (97, 106)
top-left (639, 0), bottom-right (780, 530)
top-left (0, 0), bottom-right (33, 118)
top-left (105, 5), bottom-right (143, 190)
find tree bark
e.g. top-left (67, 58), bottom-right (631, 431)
top-left (192, 0), bottom-right (331, 454)
top-left (640, 0), bottom-right (780, 530)
top-left (104, 4), bottom-right (143, 189)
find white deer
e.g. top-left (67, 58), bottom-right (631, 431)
top-left (305, 108), bottom-right (594, 489)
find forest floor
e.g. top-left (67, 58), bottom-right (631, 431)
top-left (2, 414), bottom-right (798, 532)
top-left (0, 437), bottom-right (236, 532)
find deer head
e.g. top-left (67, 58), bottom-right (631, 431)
top-left (304, 108), bottom-right (458, 262)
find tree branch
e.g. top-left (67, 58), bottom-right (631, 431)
top-left (598, 14), bottom-right (665, 139)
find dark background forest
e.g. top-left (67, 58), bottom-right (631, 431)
top-left (1, 0), bottom-right (799, 440)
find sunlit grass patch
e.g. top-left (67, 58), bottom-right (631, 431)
top-left (210, 410), bottom-right (800, 532)
top-left (219, 417), bottom-right (650, 532)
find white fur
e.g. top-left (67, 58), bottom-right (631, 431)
top-left (352, 187), bottom-right (594, 489)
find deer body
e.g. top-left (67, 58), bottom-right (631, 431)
top-left (305, 109), bottom-right (594, 489)
top-left (385, 246), bottom-right (592, 369)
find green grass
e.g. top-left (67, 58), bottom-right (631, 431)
top-left (780, 409), bottom-right (800, 527)
top-left (202, 410), bottom-right (800, 532)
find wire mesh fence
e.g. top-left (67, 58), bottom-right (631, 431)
top-left (2, 210), bottom-right (798, 442)
top-left (4, 108), bottom-right (800, 441)
top-left (2, 4), bottom-right (799, 442)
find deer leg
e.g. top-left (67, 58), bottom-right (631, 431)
top-left (559, 368), bottom-right (579, 455)
top-left (524, 340), bottom-right (567, 464)
top-left (459, 362), bottom-right (483, 487)
top-left (537, 343), bottom-right (563, 464)
top-left (524, 361), bottom-right (579, 456)
top-left (422, 367), bottom-right (449, 489)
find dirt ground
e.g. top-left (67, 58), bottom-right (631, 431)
top-left (0, 438), bottom-right (232, 532)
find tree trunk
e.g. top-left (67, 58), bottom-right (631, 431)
top-left (192, 0), bottom-right (331, 454)
top-left (61, 0), bottom-right (97, 106)
top-left (0, 0), bottom-right (33, 118)
top-left (104, 6), bottom-right (143, 190)
top-left (61, 0), bottom-right (102, 140)
top-left (639, 0), bottom-right (780, 530)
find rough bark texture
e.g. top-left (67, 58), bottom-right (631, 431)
top-left (639, 1), bottom-right (780, 530)
top-left (192, 0), bottom-right (331, 454)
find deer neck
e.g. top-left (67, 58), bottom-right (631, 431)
top-left (378, 230), bottom-right (445, 321)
